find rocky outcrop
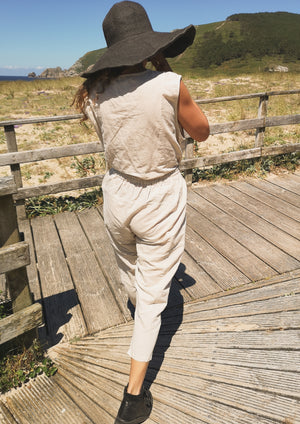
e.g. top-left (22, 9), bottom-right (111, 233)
top-left (38, 66), bottom-right (77, 78)
top-left (268, 65), bottom-right (289, 72)
top-left (28, 72), bottom-right (36, 78)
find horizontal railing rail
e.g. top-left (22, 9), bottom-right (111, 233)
top-left (0, 89), bottom-right (299, 204)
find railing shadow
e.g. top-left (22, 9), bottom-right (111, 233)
top-left (38, 289), bottom-right (79, 348)
top-left (144, 262), bottom-right (196, 388)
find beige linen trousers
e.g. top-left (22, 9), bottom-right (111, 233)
top-left (102, 168), bottom-right (187, 362)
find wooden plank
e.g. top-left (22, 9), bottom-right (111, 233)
top-left (14, 174), bottom-right (104, 200)
top-left (0, 274), bottom-right (7, 297)
top-left (211, 183), bottom-right (300, 238)
top-left (175, 252), bottom-right (223, 299)
top-left (148, 368), bottom-right (300, 422)
top-left (77, 208), bottom-right (132, 321)
top-left (187, 205), bottom-right (275, 281)
top-left (0, 188), bottom-right (32, 313)
top-left (0, 176), bottom-right (17, 196)
top-left (0, 303), bottom-right (42, 345)
top-left (0, 141), bottom-right (104, 166)
top-left (189, 189), bottom-right (300, 273)
top-left (263, 173), bottom-right (300, 196)
top-left (185, 225), bottom-right (251, 290)
top-left (0, 401), bottom-right (18, 424)
top-left (0, 242), bottom-right (30, 274)
top-left (208, 115), bottom-right (300, 135)
top-left (247, 177), bottom-right (300, 207)
top-left (31, 215), bottom-right (87, 345)
top-left (18, 219), bottom-right (41, 302)
top-left (199, 184), bottom-right (300, 259)
top-left (54, 371), bottom-right (114, 424)
top-left (195, 89), bottom-right (300, 104)
top-left (180, 147), bottom-right (262, 170)
top-left (230, 180), bottom-right (300, 223)
top-left (0, 114), bottom-right (83, 126)
top-left (180, 143), bottom-right (300, 171)
top-left (176, 275), bottom-right (300, 316)
top-left (5, 373), bottom-right (94, 424)
top-left (155, 358), bottom-right (300, 399)
top-left (54, 211), bottom-right (125, 332)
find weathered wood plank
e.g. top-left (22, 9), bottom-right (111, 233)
top-left (0, 303), bottom-right (42, 345)
top-left (230, 180), bottom-right (300, 223)
top-left (199, 184), bottom-right (300, 259)
top-left (0, 176), bottom-right (17, 196)
top-left (214, 183), bottom-right (300, 241)
top-left (0, 114), bottom-right (82, 126)
top-left (54, 369), bottom-right (121, 424)
top-left (13, 175), bottom-right (104, 200)
top-left (189, 189), bottom-right (300, 273)
top-left (208, 115), bottom-right (300, 135)
top-left (31, 215), bottom-right (87, 345)
top-left (195, 89), bottom-right (300, 104)
top-left (0, 242), bottom-right (30, 274)
top-left (54, 211), bottom-right (125, 332)
top-left (187, 204), bottom-right (275, 281)
top-left (185, 225), bottom-right (251, 289)
top-left (262, 173), bottom-right (300, 196)
top-left (5, 373), bottom-right (94, 424)
top-left (77, 208), bottom-right (132, 321)
top-left (247, 177), bottom-right (300, 208)
top-left (0, 400), bottom-right (18, 424)
top-left (175, 252), bottom-right (223, 299)
top-left (0, 184), bottom-right (32, 313)
top-left (0, 141), bottom-right (104, 166)
top-left (17, 219), bottom-right (41, 303)
top-left (180, 143), bottom-right (300, 171)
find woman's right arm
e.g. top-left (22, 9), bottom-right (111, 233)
top-left (178, 80), bottom-right (209, 142)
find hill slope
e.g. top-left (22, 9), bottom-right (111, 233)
top-left (71, 12), bottom-right (300, 76)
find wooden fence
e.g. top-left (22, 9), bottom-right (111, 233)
top-left (0, 89), bottom-right (299, 203)
top-left (0, 176), bottom-right (42, 347)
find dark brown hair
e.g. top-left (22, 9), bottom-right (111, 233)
top-left (73, 67), bottom-right (127, 120)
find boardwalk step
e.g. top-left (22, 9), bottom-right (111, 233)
top-left (2, 266), bottom-right (300, 423)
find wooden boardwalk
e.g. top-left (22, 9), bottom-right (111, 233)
top-left (1, 172), bottom-right (300, 423)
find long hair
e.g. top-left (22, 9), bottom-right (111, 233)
top-left (73, 67), bottom-right (127, 120)
top-left (73, 64), bottom-right (147, 120)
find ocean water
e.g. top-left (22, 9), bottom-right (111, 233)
top-left (0, 76), bottom-right (41, 81)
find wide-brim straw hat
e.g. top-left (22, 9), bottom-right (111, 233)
top-left (81, 1), bottom-right (196, 77)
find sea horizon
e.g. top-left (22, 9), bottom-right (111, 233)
top-left (0, 75), bottom-right (46, 82)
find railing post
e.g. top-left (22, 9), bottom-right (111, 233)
top-left (0, 177), bottom-right (32, 313)
top-left (184, 137), bottom-right (194, 187)
top-left (4, 125), bottom-right (27, 220)
top-left (255, 94), bottom-right (269, 147)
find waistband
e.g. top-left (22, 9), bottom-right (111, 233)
top-left (108, 168), bottom-right (179, 186)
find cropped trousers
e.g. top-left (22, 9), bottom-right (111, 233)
top-left (102, 168), bottom-right (187, 362)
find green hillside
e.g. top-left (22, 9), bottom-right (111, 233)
top-left (73, 12), bottom-right (300, 76)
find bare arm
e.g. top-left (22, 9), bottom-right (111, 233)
top-left (178, 80), bottom-right (209, 142)
top-left (150, 53), bottom-right (209, 142)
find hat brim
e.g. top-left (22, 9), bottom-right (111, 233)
top-left (81, 25), bottom-right (195, 78)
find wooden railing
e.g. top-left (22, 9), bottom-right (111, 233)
top-left (0, 176), bottom-right (43, 347)
top-left (0, 89), bottom-right (299, 203)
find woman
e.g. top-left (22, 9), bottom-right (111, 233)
top-left (74, 2), bottom-right (209, 423)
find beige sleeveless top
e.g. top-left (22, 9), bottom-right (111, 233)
top-left (85, 70), bottom-right (184, 180)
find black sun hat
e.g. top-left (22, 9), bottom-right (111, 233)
top-left (81, 1), bottom-right (196, 77)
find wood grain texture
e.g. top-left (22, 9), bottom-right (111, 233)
top-left (0, 303), bottom-right (42, 345)
top-left (0, 242), bottom-right (30, 274)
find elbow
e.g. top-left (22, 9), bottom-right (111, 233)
top-left (193, 122), bottom-right (210, 143)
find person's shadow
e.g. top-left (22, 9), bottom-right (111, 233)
top-left (131, 262), bottom-right (196, 389)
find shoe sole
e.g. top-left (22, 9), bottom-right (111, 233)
top-left (114, 415), bottom-right (150, 424)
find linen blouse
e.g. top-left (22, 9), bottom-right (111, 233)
top-left (85, 69), bottom-right (184, 180)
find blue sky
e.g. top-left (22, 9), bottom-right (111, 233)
top-left (0, 0), bottom-right (299, 75)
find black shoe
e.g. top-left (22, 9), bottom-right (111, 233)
top-left (114, 385), bottom-right (153, 424)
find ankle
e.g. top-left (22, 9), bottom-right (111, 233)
top-left (126, 384), bottom-right (142, 396)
